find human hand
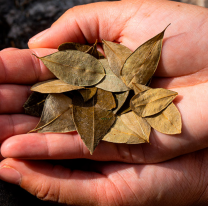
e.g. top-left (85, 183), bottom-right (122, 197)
top-left (0, 0), bottom-right (208, 205)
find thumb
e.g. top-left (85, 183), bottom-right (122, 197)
top-left (0, 158), bottom-right (107, 205)
top-left (28, 1), bottom-right (127, 49)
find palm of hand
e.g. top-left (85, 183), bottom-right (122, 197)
top-left (0, 0), bottom-right (208, 205)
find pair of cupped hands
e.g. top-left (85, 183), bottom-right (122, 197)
top-left (0, 0), bottom-right (208, 205)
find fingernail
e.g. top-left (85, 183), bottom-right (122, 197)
top-left (29, 28), bottom-right (49, 43)
top-left (0, 165), bottom-right (21, 185)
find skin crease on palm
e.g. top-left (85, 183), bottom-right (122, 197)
top-left (0, 0), bottom-right (208, 205)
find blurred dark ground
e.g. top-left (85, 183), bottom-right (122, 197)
top-left (0, 0), bottom-right (206, 205)
top-left (0, 0), bottom-right (116, 50)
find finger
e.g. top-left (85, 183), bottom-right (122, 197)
top-left (0, 85), bottom-right (31, 113)
top-left (1, 48), bottom-right (19, 52)
top-left (0, 48), bottom-right (56, 84)
top-left (0, 114), bottom-right (38, 143)
top-left (0, 158), bottom-right (114, 205)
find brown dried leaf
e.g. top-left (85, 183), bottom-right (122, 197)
top-left (23, 92), bottom-right (48, 117)
top-left (58, 41), bottom-right (103, 59)
top-left (34, 50), bottom-right (105, 86)
top-left (30, 93), bottom-right (75, 133)
top-left (145, 103), bottom-right (182, 134)
top-left (85, 40), bottom-right (99, 59)
top-left (113, 91), bottom-right (129, 114)
top-left (31, 79), bottom-right (84, 93)
top-left (102, 40), bottom-right (132, 77)
top-left (78, 87), bottom-right (97, 102)
top-left (133, 83), bottom-right (150, 94)
top-left (120, 111), bottom-right (151, 142)
top-left (72, 89), bottom-right (116, 154)
top-left (121, 25), bottom-right (169, 89)
top-left (130, 88), bottom-right (177, 117)
top-left (58, 42), bottom-right (91, 52)
top-left (96, 59), bottom-right (129, 92)
top-left (102, 117), bottom-right (146, 144)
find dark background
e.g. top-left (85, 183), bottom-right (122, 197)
top-left (0, 0), bottom-right (116, 50)
top-left (0, 0), bottom-right (206, 205)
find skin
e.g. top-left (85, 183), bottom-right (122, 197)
top-left (0, 0), bottom-right (208, 205)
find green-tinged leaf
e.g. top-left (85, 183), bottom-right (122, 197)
top-left (31, 79), bottom-right (84, 93)
top-left (72, 89), bottom-right (116, 154)
top-left (23, 92), bottom-right (48, 117)
top-left (113, 91), bottom-right (129, 114)
top-left (121, 25), bottom-right (169, 88)
top-left (30, 93), bottom-right (75, 133)
top-left (78, 87), bottom-right (97, 102)
top-left (120, 111), bottom-right (151, 142)
top-left (102, 117), bottom-right (147, 144)
top-left (96, 59), bottom-right (129, 92)
top-left (145, 103), bottom-right (182, 134)
top-left (34, 50), bottom-right (105, 86)
top-left (130, 88), bottom-right (177, 117)
top-left (133, 83), bottom-right (150, 94)
top-left (102, 40), bottom-right (132, 77)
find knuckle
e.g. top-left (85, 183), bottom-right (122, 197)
top-left (34, 180), bottom-right (61, 202)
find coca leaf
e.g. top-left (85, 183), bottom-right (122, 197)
top-left (58, 41), bottom-right (103, 59)
top-left (72, 89), bottom-right (116, 154)
top-left (96, 59), bottom-right (129, 92)
top-left (102, 117), bottom-right (146, 144)
top-left (113, 91), bottom-right (129, 114)
top-left (23, 92), bottom-right (48, 117)
top-left (34, 50), bottom-right (105, 86)
top-left (31, 79), bottom-right (84, 93)
top-left (120, 111), bottom-right (151, 142)
top-left (102, 40), bottom-right (132, 77)
top-left (133, 83), bottom-right (150, 94)
top-left (121, 25), bottom-right (169, 89)
top-left (30, 93), bottom-right (75, 133)
top-left (130, 88), bottom-right (177, 117)
top-left (96, 88), bottom-right (116, 110)
top-left (85, 40), bottom-right (99, 59)
top-left (145, 103), bottom-right (182, 134)
top-left (78, 87), bottom-right (97, 102)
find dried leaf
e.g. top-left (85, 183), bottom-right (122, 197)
top-left (85, 40), bottom-right (99, 59)
top-left (72, 89), bottom-right (116, 154)
top-left (120, 111), bottom-right (151, 142)
top-left (115, 90), bottom-right (135, 115)
top-left (58, 41), bottom-right (103, 59)
top-left (96, 88), bottom-right (116, 110)
top-left (113, 91), bottom-right (129, 114)
top-left (130, 88), bottom-right (177, 117)
top-left (133, 83), bottom-right (150, 94)
top-left (78, 87), bottom-right (97, 102)
top-left (58, 42), bottom-right (91, 52)
top-left (23, 92), bottom-right (47, 117)
top-left (31, 79), bottom-right (84, 93)
top-left (121, 25), bottom-right (169, 89)
top-left (96, 59), bottom-right (129, 92)
top-left (102, 40), bottom-right (132, 77)
top-left (102, 117), bottom-right (146, 144)
top-left (34, 50), bottom-right (105, 86)
top-left (30, 93), bottom-right (75, 133)
top-left (145, 103), bottom-right (182, 134)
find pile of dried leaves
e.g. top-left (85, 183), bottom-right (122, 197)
top-left (24, 25), bottom-right (182, 154)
